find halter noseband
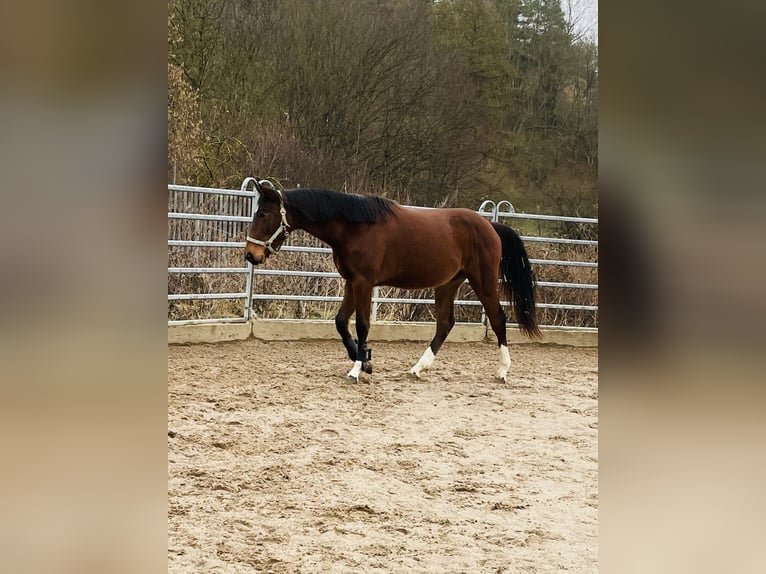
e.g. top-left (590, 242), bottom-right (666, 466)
top-left (246, 187), bottom-right (290, 255)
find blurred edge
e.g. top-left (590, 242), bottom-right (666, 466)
top-left (601, 0), bottom-right (766, 572)
top-left (0, 1), bottom-right (167, 573)
top-left (1, 0), bottom-right (766, 572)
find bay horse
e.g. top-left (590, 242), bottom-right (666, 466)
top-left (244, 180), bottom-right (541, 382)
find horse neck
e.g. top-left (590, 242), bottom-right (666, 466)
top-left (287, 213), bottom-right (349, 250)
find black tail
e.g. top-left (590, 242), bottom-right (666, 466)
top-left (492, 222), bottom-right (542, 340)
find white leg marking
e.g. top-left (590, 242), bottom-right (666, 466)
top-left (409, 347), bottom-right (435, 378)
top-left (347, 360), bottom-right (363, 381)
top-left (496, 344), bottom-right (511, 382)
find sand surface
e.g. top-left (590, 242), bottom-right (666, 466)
top-left (168, 339), bottom-right (598, 573)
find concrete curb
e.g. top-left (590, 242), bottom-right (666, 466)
top-left (169, 319), bottom-right (597, 347)
top-left (167, 322), bottom-right (252, 345)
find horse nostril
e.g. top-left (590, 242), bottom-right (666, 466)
top-left (245, 252), bottom-right (255, 264)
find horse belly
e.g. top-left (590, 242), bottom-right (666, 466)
top-left (378, 248), bottom-right (460, 289)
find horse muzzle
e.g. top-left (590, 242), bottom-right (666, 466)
top-left (245, 251), bottom-right (265, 265)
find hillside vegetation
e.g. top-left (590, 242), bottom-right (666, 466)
top-left (168, 0), bottom-right (597, 215)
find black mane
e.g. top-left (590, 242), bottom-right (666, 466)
top-left (284, 188), bottom-right (396, 224)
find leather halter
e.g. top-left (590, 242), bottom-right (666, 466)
top-left (245, 188), bottom-right (290, 255)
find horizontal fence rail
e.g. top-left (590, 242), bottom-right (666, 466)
top-left (168, 180), bottom-right (598, 331)
top-left (249, 293), bottom-right (598, 311)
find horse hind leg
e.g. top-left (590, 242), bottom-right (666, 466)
top-left (467, 273), bottom-right (511, 382)
top-left (495, 328), bottom-right (511, 382)
top-left (410, 277), bottom-right (463, 378)
top-left (487, 302), bottom-right (511, 381)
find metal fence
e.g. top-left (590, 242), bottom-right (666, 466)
top-left (168, 179), bottom-right (598, 331)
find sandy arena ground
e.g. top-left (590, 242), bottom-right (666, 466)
top-left (168, 339), bottom-right (598, 573)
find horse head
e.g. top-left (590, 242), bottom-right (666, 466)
top-left (244, 180), bottom-right (290, 265)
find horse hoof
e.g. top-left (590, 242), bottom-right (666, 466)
top-left (347, 361), bottom-right (363, 382)
top-left (362, 362), bottom-right (373, 374)
top-left (408, 368), bottom-right (421, 379)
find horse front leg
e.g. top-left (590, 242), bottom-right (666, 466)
top-left (335, 282), bottom-right (358, 362)
top-left (347, 281), bottom-right (373, 382)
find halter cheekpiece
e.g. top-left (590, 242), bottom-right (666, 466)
top-left (246, 181), bottom-right (290, 255)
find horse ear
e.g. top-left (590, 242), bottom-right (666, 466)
top-left (257, 180), bottom-right (281, 202)
top-left (258, 179), bottom-right (275, 191)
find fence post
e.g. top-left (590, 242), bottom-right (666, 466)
top-left (372, 286), bottom-right (379, 322)
top-left (241, 177), bottom-right (259, 320)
